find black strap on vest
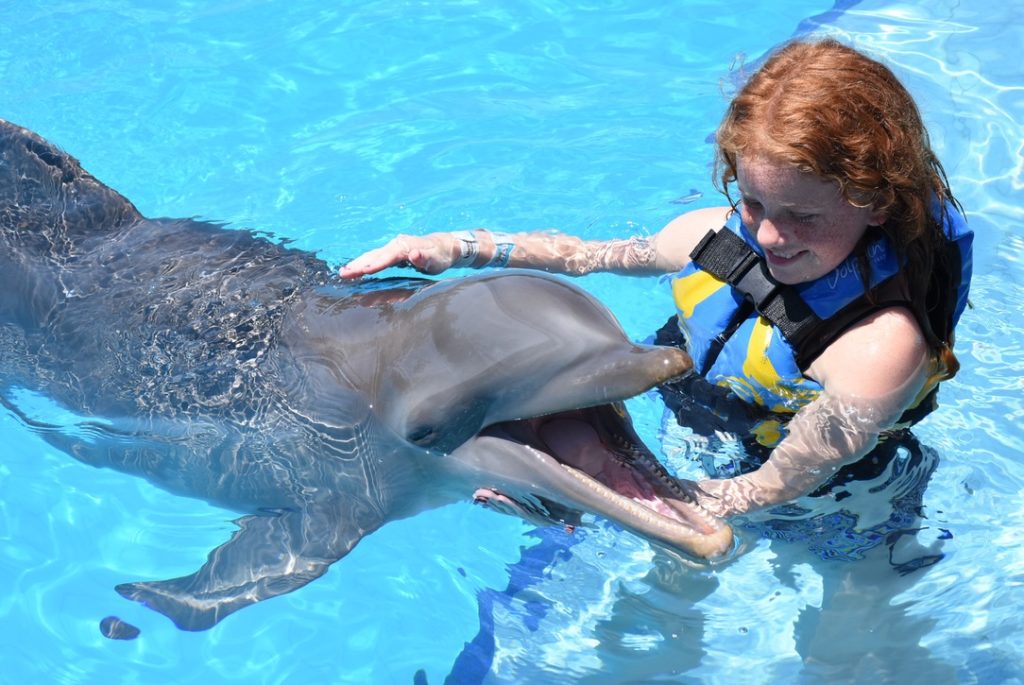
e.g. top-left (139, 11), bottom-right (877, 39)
top-left (689, 228), bottom-right (912, 371)
top-left (689, 228), bottom-right (821, 370)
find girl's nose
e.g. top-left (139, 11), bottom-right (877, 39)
top-left (755, 216), bottom-right (791, 249)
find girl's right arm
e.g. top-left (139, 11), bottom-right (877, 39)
top-left (338, 206), bottom-right (731, 279)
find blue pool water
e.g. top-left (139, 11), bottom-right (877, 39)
top-left (2, 1), bottom-right (1023, 683)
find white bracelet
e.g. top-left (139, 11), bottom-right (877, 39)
top-left (451, 230), bottom-right (480, 268)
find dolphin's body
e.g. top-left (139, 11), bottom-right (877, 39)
top-left (0, 120), bottom-right (731, 632)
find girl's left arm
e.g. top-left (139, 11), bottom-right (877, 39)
top-left (694, 306), bottom-right (934, 517)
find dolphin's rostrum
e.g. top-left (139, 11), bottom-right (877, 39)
top-left (0, 120), bottom-right (732, 633)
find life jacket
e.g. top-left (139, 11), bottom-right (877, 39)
top-left (666, 201), bottom-right (972, 446)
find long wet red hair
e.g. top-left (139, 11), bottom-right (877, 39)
top-left (714, 38), bottom-right (962, 365)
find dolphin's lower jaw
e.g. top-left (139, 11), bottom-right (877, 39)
top-left (556, 459), bottom-right (733, 559)
top-left (465, 406), bottom-right (733, 560)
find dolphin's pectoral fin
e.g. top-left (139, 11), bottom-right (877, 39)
top-left (116, 507), bottom-right (359, 631)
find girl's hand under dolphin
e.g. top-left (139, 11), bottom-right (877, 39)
top-left (340, 232), bottom-right (460, 278)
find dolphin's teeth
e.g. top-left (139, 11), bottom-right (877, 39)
top-left (627, 448), bottom-right (697, 504)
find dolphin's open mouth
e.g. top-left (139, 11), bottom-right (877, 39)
top-left (476, 404), bottom-right (733, 559)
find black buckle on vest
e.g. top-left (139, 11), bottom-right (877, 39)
top-left (690, 228), bottom-right (778, 310)
top-left (730, 255), bottom-right (778, 309)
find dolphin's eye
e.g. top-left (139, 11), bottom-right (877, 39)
top-left (407, 426), bottom-right (436, 446)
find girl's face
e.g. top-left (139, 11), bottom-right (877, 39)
top-left (736, 155), bottom-right (886, 284)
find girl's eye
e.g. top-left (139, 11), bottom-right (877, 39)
top-left (742, 199), bottom-right (762, 212)
top-left (793, 213), bottom-right (816, 223)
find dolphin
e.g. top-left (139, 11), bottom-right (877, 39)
top-left (0, 119), bottom-right (732, 633)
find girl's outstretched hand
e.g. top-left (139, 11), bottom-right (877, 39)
top-left (339, 233), bottom-right (458, 279)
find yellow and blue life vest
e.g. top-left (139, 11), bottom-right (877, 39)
top-left (667, 201), bottom-right (972, 443)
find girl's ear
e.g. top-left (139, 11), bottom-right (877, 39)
top-left (868, 205), bottom-right (888, 227)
